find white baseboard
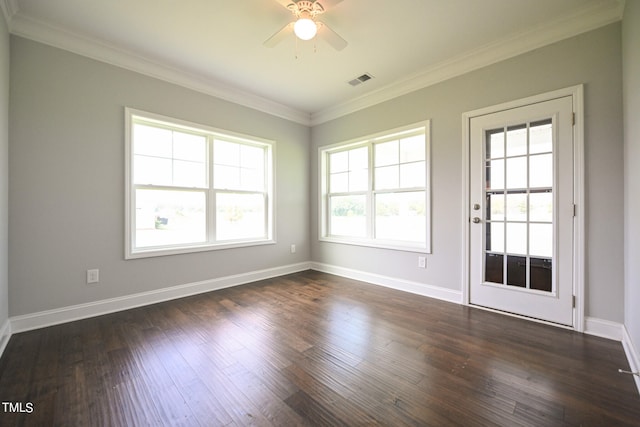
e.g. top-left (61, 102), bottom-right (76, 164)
top-left (0, 318), bottom-right (11, 358)
top-left (10, 262), bottom-right (312, 334)
top-left (622, 325), bottom-right (640, 395)
top-left (584, 316), bottom-right (624, 341)
top-left (310, 262), bottom-right (462, 304)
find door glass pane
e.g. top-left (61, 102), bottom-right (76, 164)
top-left (530, 154), bottom-right (553, 188)
top-left (507, 255), bottom-right (527, 287)
top-left (529, 191), bottom-right (552, 222)
top-left (506, 222), bottom-right (527, 254)
top-left (487, 129), bottom-right (505, 159)
top-left (505, 192), bottom-right (527, 221)
top-left (487, 193), bottom-right (504, 221)
top-left (530, 119), bottom-right (553, 154)
top-left (487, 222), bottom-right (504, 252)
top-left (530, 258), bottom-right (552, 291)
top-left (486, 159), bottom-right (504, 190)
top-left (530, 223), bottom-right (553, 257)
top-left (506, 157), bottom-right (527, 189)
top-left (506, 125), bottom-right (527, 157)
top-left (485, 253), bottom-right (504, 284)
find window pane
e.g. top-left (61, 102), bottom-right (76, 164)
top-left (214, 140), bottom-right (240, 166)
top-left (349, 170), bottom-right (368, 192)
top-left (530, 119), bottom-right (552, 154)
top-left (134, 155), bottom-right (172, 186)
top-left (375, 165), bottom-right (399, 190)
top-left (330, 172), bottom-right (348, 193)
top-left (400, 135), bottom-right (425, 163)
top-left (135, 189), bottom-right (206, 248)
top-left (174, 160), bottom-right (206, 188)
top-left (214, 165), bottom-right (240, 189)
top-left (241, 168), bottom-right (264, 191)
top-left (241, 145), bottom-right (264, 170)
top-left (375, 192), bottom-right (426, 243)
top-left (216, 193), bottom-right (266, 240)
top-left (530, 154), bottom-right (553, 188)
top-left (173, 132), bottom-right (206, 162)
top-left (375, 140), bottom-right (398, 167)
top-left (329, 195), bottom-right (366, 237)
top-left (330, 151), bottom-right (348, 173)
top-left (506, 125), bottom-right (527, 157)
top-left (349, 147), bottom-right (368, 170)
top-left (400, 162), bottom-right (425, 188)
top-left (506, 157), bottom-right (527, 189)
top-left (133, 124), bottom-right (172, 158)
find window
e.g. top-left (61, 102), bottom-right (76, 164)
top-left (125, 109), bottom-right (274, 258)
top-left (319, 121), bottom-right (431, 252)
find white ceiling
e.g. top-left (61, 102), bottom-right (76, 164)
top-left (1, 0), bottom-right (625, 124)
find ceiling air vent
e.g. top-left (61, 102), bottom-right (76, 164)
top-left (348, 73), bottom-right (374, 87)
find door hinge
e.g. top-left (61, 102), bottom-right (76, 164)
top-left (572, 112), bottom-right (576, 126)
top-left (573, 295), bottom-right (576, 308)
top-left (573, 204), bottom-right (577, 217)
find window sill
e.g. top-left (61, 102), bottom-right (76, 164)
top-left (319, 236), bottom-right (430, 254)
top-left (126, 239), bottom-right (276, 260)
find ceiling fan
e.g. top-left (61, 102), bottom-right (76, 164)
top-left (264, 0), bottom-right (348, 51)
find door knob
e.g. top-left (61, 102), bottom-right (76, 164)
top-left (472, 217), bottom-right (481, 223)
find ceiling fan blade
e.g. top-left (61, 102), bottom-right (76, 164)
top-left (272, 0), bottom-right (295, 9)
top-left (264, 22), bottom-right (294, 47)
top-left (318, 0), bottom-right (343, 9)
top-left (317, 22), bottom-right (348, 51)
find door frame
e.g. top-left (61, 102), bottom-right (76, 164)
top-left (461, 85), bottom-right (585, 332)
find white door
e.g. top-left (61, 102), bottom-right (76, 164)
top-left (469, 96), bottom-right (574, 326)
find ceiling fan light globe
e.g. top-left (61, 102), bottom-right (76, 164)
top-left (294, 18), bottom-right (317, 40)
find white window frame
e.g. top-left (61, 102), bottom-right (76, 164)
top-left (319, 121), bottom-right (431, 253)
top-left (125, 108), bottom-right (275, 259)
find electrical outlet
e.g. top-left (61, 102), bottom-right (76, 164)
top-left (418, 256), bottom-right (426, 269)
top-left (290, 244), bottom-right (296, 254)
top-left (87, 269), bottom-right (99, 284)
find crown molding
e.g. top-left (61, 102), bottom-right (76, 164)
top-left (8, 12), bottom-right (313, 126)
top-left (310, 0), bottom-right (625, 125)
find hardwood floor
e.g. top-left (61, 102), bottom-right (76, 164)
top-left (0, 270), bottom-right (638, 426)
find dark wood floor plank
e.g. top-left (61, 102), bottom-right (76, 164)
top-left (1, 270), bottom-right (639, 426)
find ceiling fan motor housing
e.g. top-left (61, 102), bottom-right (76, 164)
top-left (289, 1), bottom-right (325, 18)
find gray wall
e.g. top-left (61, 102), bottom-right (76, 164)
top-left (0, 14), bottom-right (9, 330)
top-left (623, 2), bottom-right (640, 354)
top-left (311, 23), bottom-right (624, 323)
top-left (9, 36), bottom-right (310, 316)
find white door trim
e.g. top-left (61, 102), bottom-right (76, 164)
top-left (461, 85), bottom-right (585, 332)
